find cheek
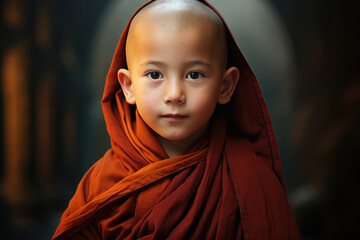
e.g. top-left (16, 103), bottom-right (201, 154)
top-left (134, 88), bottom-right (160, 117)
top-left (190, 91), bottom-right (218, 119)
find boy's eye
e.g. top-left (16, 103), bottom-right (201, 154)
top-left (186, 71), bottom-right (203, 80)
top-left (146, 71), bottom-right (163, 80)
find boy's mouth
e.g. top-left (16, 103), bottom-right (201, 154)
top-left (161, 113), bottom-right (187, 121)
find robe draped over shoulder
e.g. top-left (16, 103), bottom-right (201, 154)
top-left (52, 1), bottom-right (301, 239)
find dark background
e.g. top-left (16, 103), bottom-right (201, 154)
top-left (1, 0), bottom-right (359, 239)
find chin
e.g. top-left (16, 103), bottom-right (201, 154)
top-left (158, 132), bottom-right (191, 141)
top-left (162, 135), bottom-right (188, 141)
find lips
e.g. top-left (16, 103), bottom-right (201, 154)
top-left (161, 113), bottom-right (187, 121)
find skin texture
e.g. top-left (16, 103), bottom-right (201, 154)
top-left (118, 0), bottom-right (239, 157)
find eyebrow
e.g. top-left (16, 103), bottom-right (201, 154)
top-left (186, 60), bottom-right (212, 68)
top-left (140, 61), bottom-right (166, 67)
top-left (140, 60), bottom-right (212, 68)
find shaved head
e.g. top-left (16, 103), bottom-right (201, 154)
top-left (133, 0), bottom-right (225, 30)
top-left (126, 0), bottom-right (228, 69)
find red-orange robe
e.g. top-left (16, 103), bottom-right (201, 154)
top-left (52, 1), bottom-right (301, 239)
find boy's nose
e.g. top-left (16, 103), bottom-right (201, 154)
top-left (163, 78), bottom-right (185, 104)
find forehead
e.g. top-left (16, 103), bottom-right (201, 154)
top-left (129, 17), bottom-right (221, 60)
top-left (131, 4), bottom-right (225, 42)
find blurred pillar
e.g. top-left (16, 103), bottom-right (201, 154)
top-left (1, 0), bottom-right (59, 228)
top-left (34, 1), bottom-right (57, 204)
top-left (1, 0), bottom-right (34, 225)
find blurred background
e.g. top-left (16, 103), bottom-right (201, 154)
top-left (0, 0), bottom-right (358, 239)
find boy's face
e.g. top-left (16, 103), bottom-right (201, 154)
top-left (119, 9), bottom-right (238, 143)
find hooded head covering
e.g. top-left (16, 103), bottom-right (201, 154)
top-left (102, 0), bottom-right (285, 184)
top-left (53, 1), bottom-right (300, 239)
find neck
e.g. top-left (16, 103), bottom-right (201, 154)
top-left (156, 125), bottom-right (208, 158)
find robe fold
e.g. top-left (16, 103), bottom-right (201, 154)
top-left (53, 0), bottom-right (301, 239)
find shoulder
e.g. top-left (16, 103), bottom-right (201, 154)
top-left (223, 136), bottom-right (300, 238)
top-left (224, 135), bottom-right (286, 194)
top-left (75, 149), bottom-right (137, 203)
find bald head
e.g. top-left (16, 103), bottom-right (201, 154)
top-left (126, 0), bottom-right (228, 68)
top-left (134, 0), bottom-right (224, 30)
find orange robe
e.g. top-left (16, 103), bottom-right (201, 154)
top-left (53, 1), bottom-right (301, 239)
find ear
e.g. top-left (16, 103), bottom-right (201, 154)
top-left (117, 68), bottom-right (136, 104)
top-left (218, 66), bottom-right (240, 104)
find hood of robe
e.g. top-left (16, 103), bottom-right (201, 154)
top-left (101, 0), bottom-right (285, 189)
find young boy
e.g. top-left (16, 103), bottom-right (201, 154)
top-left (53, 0), bottom-right (301, 239)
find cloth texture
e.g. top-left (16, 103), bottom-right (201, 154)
top-left (53, 1), bottom-right (301, 239)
